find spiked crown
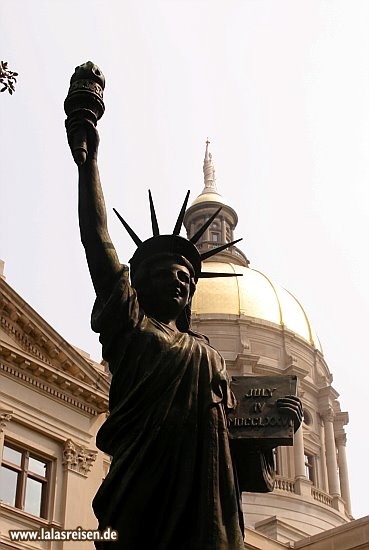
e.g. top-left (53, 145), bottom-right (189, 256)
top-left (113, 190), bottom-right (242, 281)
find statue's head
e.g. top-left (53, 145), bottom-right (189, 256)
top-left (114, 190), bottom-right (242, 331)
top-left (131, 252), bottom-right (196, 331)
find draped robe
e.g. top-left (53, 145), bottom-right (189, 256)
top-left (91, 267), bottom-right (245, 549)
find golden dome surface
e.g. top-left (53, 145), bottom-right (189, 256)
top-left (190, 191), bottom-right (230, 207)
top-left (192, 261), bottom-right (321, 351)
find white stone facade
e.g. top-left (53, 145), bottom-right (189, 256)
top-left (0, 268), bottom-right (109, 550)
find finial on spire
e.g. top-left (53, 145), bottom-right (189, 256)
top-left (205, 138), bottom-right (210, 158)
top-left (203, 138), bottom-right (217, 192)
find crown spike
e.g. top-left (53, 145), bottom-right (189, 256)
top-left (199, 271), bottom-right (242, 278)
top-left (148, 190), bottom-right (160, 236)
top-left (113, 208), bottom-right (142, 246)
top-left (190, 207), bottom-right (222, 244)
top-left (173, 190), bottom-right (190, 235)
top-left (200, 238), bottom-right (243, 261)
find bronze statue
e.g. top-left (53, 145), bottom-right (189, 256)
top-left (65, 63), bottom-right (302, 550)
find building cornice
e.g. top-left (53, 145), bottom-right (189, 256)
top-left (0, 277), bottom-right (109, 392)
top-left (0, 348), bottom-right (108, 415)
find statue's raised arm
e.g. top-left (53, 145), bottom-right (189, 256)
top-left (65, 62), bottom-right (120, 302)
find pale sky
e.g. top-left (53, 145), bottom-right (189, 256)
top-left (1, 0), bottom-right (368, 519)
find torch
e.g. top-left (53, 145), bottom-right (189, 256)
top-left (64, 61), bottom-right (105, 166)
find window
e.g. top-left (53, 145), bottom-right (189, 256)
top-left (304, 452), bottom-right (315, 484)
top-left (0, 443), bottom-right (50, 518)
top-left (211, 232), bottom-right (219, 242)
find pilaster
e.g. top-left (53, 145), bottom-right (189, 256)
top-left (61, 439), bottom-right (97, 531)
top-left (0, 409), bottom-right (13, 461)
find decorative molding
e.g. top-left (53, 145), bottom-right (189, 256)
top-left (239, 331), bottom-right (251, 352)
top-left (274, 476), bottom-right (295, 493)
top-left (298, 388), bottom-right (306, 399)
top-left (283, 363), bottom-right (309, 379)
top-left (334, 411), bottom-right (349, 446)
top-left (334, 410), bottom-right (349, 427)
top-left (1, 314), bottom-right (52, 366)
top-left (254, 514), bottom-right (310, 542)
top-left (1, 313), bottom-right (99, 382)
top-left (234, 352), bottom-right (260, 374)
top-left (285, 350), bottom-right (298, 366)
top-left (335, 432), bottom-right (347, 446)
top-left (321, 406), bottom-right (335, 423)
top-left (311, 486), bottom-right (333, 508)
top-left (0, 409), bottom-right (13, 432)
top-left (318, 385), bottom-right (339, 412)
top-left (62, 439), bottom-right (97, 477)
top-left (0, 362), bottom-right (107, 415)
top-left (303, 430), bottom-right (322, 451)
top-left (0, 283), bottom-right (109, 393)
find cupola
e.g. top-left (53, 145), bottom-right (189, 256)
top-left (183, 140), bottom-right (249, 267)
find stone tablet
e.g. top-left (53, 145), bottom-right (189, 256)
top-left (229, 375), bottom-right (297, 447)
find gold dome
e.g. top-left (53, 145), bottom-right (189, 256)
top-left (192, 261), bottom-right (322, 352)
top-left (190, 191), bottom-right (230, 207)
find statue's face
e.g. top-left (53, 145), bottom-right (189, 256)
top-left (149, 260), bottom-right (191, 317)
top-left (133, 254), bottom-right (196, 324)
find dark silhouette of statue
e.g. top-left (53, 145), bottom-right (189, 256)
top-left (65, 63), bottom-right (302, 550)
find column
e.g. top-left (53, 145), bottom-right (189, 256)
top-left (293, 425), bottom-right (313, 497)
top-left (293, 425), bottom-right (306, 478)
top-left (319, 419), bottom-right (329, 492)
top-left (273, 448), bottom-right (281, 476)
top-left (205, 219), bottom-right (210, 244)
top-left (322, 408), bottom-right (340, 496)
top-left (221, 216), bottom-right (226, 243)
top-left (336, 433), bottom-right (352, 516)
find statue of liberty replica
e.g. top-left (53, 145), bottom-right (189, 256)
top-left (65, 62), bottom-right (302, 550)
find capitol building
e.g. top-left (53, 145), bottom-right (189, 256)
top-left (0, 144), bottom-right (368, 549)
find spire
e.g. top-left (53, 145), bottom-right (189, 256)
top-left (182, 139), bottom-right (250, 268)
top-left (202, 138), bottom-right (217, 193)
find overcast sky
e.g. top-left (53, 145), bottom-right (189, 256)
top-left (1, 0), bottom-right (368, 520)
